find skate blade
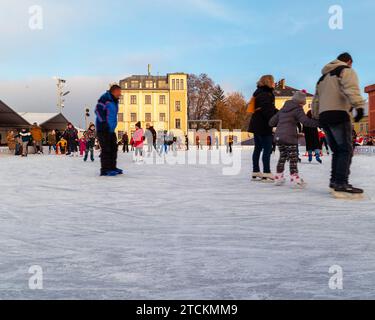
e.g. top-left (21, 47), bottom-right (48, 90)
top-left (261, 178), bottom-right (275, 183)
top-left (331, 191), bottom-right (365, 200)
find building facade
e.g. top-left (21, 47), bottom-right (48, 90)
top-left (116, 73), bottom-right (188, 138)
top-left (274, 79), bottom-right (314, 113)
top-left (365, 84), bottom-right (375, 136)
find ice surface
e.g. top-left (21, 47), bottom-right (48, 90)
top-left (0, 147), bottom-right (374, 300)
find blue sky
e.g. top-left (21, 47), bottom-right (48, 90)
top-left (0, 0), bottom-right (374, 124)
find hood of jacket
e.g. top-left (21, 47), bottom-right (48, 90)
top-left (98, 91), bottom-right (118, 104)
top-left (322, 59), bottom-right (349, 75)
top-left (279, 100), bottom-right (301, 114)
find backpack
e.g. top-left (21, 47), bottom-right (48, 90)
top-left (246, 97), bottom-right (256, 114)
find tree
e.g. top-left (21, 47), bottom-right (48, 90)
top-left (209, 85), bottom-right (226, 121)
top-left (187, 74), bottom-right (216, 121)
top-left (223, 92), bottom-right (250, 131)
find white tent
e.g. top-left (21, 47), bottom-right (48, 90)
top-left (18, 112), bottom-right (70, 131)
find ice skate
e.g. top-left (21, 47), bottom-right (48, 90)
top-left (261, 173), bottom-right (275, 183)
top-left (331, 184), bottom-right (364, 200)
top-left (251, 172), bottom-right (263, 181)
top-left (290, 174), bottom-right (306, 189)
top-left (274, 173), bottom-right (286, 186)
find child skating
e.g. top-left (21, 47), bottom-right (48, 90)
top-left (133, 122), bottom-right (144, 163)
top-left (83, 123), bottom-right (96, 162)
top-left (269, 91), bottom-right (319, 188)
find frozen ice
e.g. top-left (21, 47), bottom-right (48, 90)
top-left (0, 147), bottom-right (374, 300)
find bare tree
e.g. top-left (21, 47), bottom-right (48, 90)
top-left (187, 74), bottom-right (215, 121)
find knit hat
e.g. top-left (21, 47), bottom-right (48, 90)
top-left (292, 91), bottom-right (307, 105)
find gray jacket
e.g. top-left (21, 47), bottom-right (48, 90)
top-left (269, 100), bottom-right (319, 145)
top-left (312, 59), bottom-right (366, 119)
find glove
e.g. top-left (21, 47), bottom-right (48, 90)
top-left (354, 108), bottom-right (364, 123)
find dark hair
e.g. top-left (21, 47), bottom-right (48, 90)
top-left (110, 84), bottom-right (121, 92)
top-left (337, 52), bottom-right (353, 63)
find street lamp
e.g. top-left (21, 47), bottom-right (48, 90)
top-left (53, 77), bottom-right (70, 114)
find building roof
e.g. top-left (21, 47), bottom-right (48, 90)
top-left (18, 112), bottom-right (70, 130)
top-left (0, 100), bottom-right (30, 128)
top-left (274, 79), bottom-right (314, 97)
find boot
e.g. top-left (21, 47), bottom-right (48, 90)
top-left (274, 173), bottom-right (286, 186)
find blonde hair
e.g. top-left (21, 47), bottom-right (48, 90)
top-left (257, 75), bottom-right (275, 88)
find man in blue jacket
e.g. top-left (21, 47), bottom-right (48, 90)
top-left (95, 84), bottom-right (123, 176)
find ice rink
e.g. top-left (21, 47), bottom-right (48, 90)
top-left (0, 147), bottom-right (374, 299)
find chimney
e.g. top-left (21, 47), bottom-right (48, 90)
top-left (148, 64), bottom-right (151, 76)
top-left (280, 79), bottom-right (286, 89)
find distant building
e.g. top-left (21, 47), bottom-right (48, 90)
top-left (365, 84), bottom-right (375, 136)
top-left (117, 72), bottom-right (188, 138)
top-left (353, 103), bottom-right (369, 136)
top-left (274, 79), bottom-right (314, 113)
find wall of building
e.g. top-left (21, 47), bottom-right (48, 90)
top-left (365, 84), bottom-right (375, 135)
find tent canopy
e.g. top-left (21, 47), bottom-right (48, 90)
top-left (0, 100), bottom-right (30, 128)
top-left (18, 112), bottom-right (70, 131)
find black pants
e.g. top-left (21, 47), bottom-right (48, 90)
top-left (277, 145), bottom-right (299, 175)
top-left (323, 121), bottom-right (353, 185)
top-left (97, 131), bottom-right (118, 174)
top-left (122, 143), bottom-right (129, 153)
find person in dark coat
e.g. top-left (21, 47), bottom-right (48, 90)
top-left (63, 123), bottom-right (79, 156)
top-left (303, 110), bottom-right (322, 163)
top-left (248, 75), bottom-right (277, 180)
top-left (122, 132), bottom-right (129, 153)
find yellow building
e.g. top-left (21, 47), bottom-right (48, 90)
top-left (353, 103), bottom-right (369, 135)
top-left (274, 79), bottom-right (314, 113)
top-left (116, 73), bottom-right (188, 137)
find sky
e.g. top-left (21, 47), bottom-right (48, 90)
top-left (0, 0), bottom-right (374, 125)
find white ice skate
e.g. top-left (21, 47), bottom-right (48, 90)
top-left (251, 172), bottom-right (263, 181)
top-left (261, 173), bottom-right (275, 183)
top-left (274, 173), bottom-right (286, 186)
top-left (290, 174), bottom-right (306, 189)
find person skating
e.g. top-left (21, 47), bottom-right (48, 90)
top-left (318, 130), bottom-right (330, 155)
top-left (47, 130), bottom-right (57, 154)
top-left (30, 122), bottom-right (43, 154)
top-left (133, 122), bottom-right (144, 163)
top-left (269, 91), bottom-right (319, 188)
top-left (79, 135), bottom-right (87, 157)
top-left (83, 123), bottom-right (96, 162)
top-left (63, 123), bottom-right (79, 157)
top-left (6, 130), bottom-right (16, 154)
top-left (95, 85), bottom-right (123, 176)
top-left (19, 128), bottom-right (32, 157)
top-left (56, 138), bottom-right (67, 155)
top-left (122, 132), bottom-right (129, 153)
top-left (185, 135), bottom-right (189, 151)
top-left (248, 75), bottom-right (278, 181)
top-left (312, 53), bottom-right (366, 198)
top-left (303, 110), bottom-right (322, 164)
top-left (145, 124), bottom-right (154, 154)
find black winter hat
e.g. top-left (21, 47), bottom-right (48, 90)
top-left (135, 121), bottom-right (141, 129)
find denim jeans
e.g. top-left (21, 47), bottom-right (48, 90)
top-left (308, 149), bottom-right (321, 162)
top-left (322, 121), bottom-right (353, 185)
top-left (252, 134), bottom-right (273, 173)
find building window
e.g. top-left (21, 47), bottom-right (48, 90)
top-left (119, 95), bottom-right (124, 104)
top-left (145, 95), bottom-right (152, 105)
top-left (175, 119), bottom-right (181, 129)
top-left (175, 101), bottom-right (181, 112)
top-left (160, 113), bottom-right (166, 122)
top-left (176, 79), bottom-right (180, 90)
top-left (130, 95), bottom-right (137, 104)
top-left (145, 80), bottom-right (153, 89)
top-left (131, 113), bottom-right (137, 122)
top-left (172, 79), bottom-right (175, 90)
top-left (130, 81), bottom-right (139, 89)
top-left (180, 79), bottom-right (184, 90)
top-left (118, 113), bottom-right (124, 122)
top-left (118, 131), bottom-right (124, 139)
top-left (159, 95), bottom-right (166, 105)
top-left (145, 113), bottom-right (152, 122)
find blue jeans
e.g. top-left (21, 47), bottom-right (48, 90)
top-left (252, 134), bottom-right (273, 173)
top-left (322, 121), bottom-right (353, 185)
top-left (308, 149), bottom-right (321, 162)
